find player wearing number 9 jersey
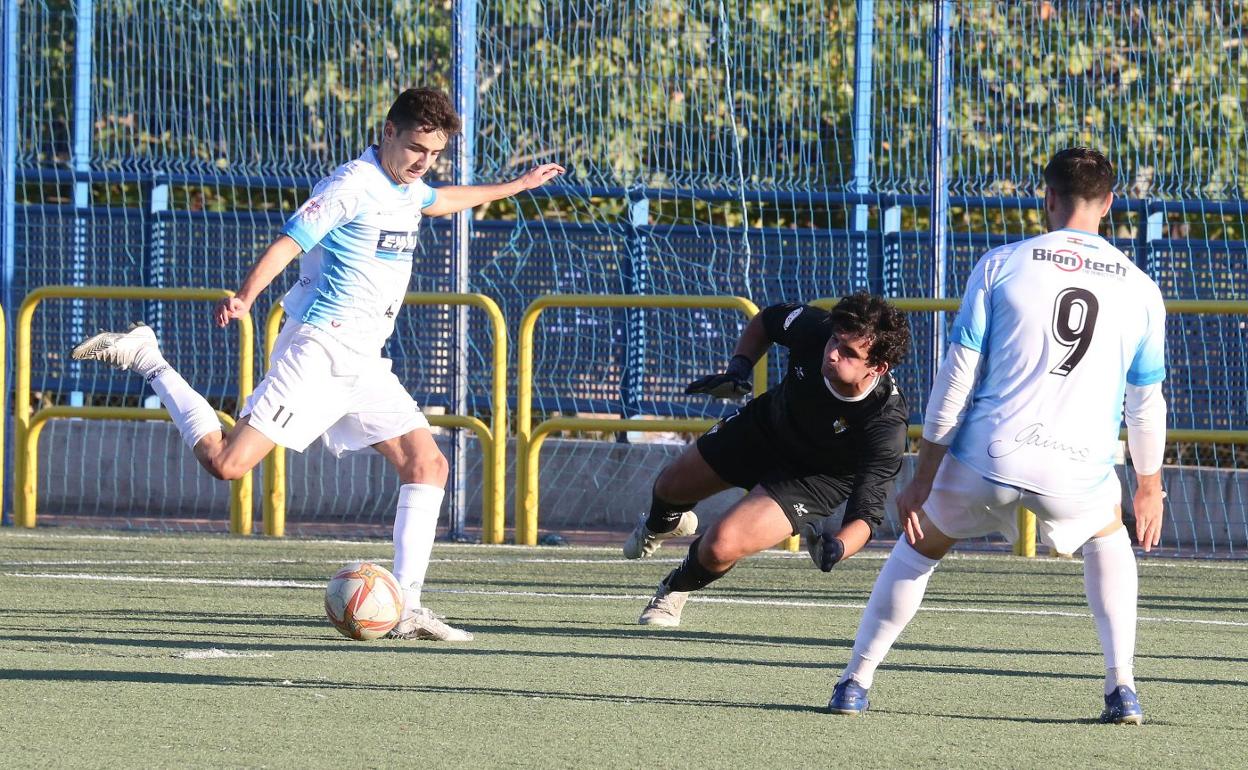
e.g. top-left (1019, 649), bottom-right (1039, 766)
top-left (827, 148), bottom-right (1167, 726)
top-left (946, 217), bottom-right (1166, 496)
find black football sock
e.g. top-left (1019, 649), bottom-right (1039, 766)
top-left (664, 536), bottom-right (732, 592)
top-left (645, 486), bottom-right (695, 534)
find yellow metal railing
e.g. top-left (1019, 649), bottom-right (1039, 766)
top-left (262, 293), bottom-right (508, 541)
top-left (14, 286), bottom-right (254, 532)
top-left (22, 407), bottom-right (242, 529)
top-left (516, 294), bottom-right (776, 547)
top-left (825, 297), bottom-right (1248, 557)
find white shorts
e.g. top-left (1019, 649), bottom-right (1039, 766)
top-left (924, 454), bottom-right (1122, 554)
top-left (241, 322), bottom-right (429, 457)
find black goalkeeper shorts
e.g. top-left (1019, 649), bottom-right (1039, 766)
top-left (695, 407), bottom-right (855, 536)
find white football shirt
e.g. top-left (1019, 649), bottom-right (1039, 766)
top-left (948, 228), bottom-right (1167, 497)
top-left (280, 146), bottom-right (437, 355)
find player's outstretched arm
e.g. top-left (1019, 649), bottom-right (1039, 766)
top-left (420, 163), bottom-right (565, 217)
top-left (685, 313), bottom-right (770, 399)
top-left (214, 234), bottom-right (303, 328)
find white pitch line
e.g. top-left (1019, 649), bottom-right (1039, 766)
top-left (3, 551), bottom-right (1248, 571)
top-left (2, 530), bottom-right (1245, 569)
top-left (4, 571), bottom-right (1245, 628)
top-left (0, 557), bottom-right (689, 568)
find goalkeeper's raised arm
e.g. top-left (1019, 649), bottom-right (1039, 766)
top-left (685, 312), bottom-right (770, 399)
top-left (684, 302), bottom-right (826, 399)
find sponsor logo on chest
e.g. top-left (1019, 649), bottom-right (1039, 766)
top-left (376, 229), bottom-right (420, 256)
top-left (1031, 248), bottom-right (1126, 278)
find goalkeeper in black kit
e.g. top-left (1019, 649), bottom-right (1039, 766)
top-left (621, 292), bottom-right (912, 627)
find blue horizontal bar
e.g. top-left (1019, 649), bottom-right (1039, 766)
top-left (17, 166), bottom-right (1248, 218)
top-left (1152, 239), bottom-right (1248, 252)
top-left (1150, 200), bottom-right (1248, 216)
top-left (153, 209), bottom-right (286, 225)
top-left (18, 166), bottom-right (322, 189)
top-left (528, 184), bottom-right (893, 207)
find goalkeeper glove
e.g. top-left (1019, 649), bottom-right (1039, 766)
top-left (802, 520), bottom-right (846, 572)
top-left (685, 354), bottom-right (753, 399)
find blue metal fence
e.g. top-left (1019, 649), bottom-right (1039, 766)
top-left (1, 0), bottom-right (1245, 532)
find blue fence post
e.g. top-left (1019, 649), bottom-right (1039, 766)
top-left (619, 190), bottom-right (650, 433)
top-left (449, 0), bottom-right (477, 539)
top-left (1, 0), bottom-right (18, 523)
top-left (852, 0), bottom-right (877, 291)
top-left (68, 0), bottom-right (93, 407)
top-left (1138, 200), bottom-right (1162, 274)
top-left (141, 176), bottom-right (168, 408)
top-left (928, 0), bottom-right (953, 376)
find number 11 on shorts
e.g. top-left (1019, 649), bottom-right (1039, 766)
top-left (272, 405), bottom-right (295, 428)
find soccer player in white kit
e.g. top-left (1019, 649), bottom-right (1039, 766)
top-left (72, 88), bottom-right (564, 641)
top-left (826, 148), bottom-right (1167, 723)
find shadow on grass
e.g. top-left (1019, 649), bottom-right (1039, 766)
top-left (6, 629), bottom-right (1243, 688)
top-left (0, 607), bottom-right (320, 628)
top-left (0, 668), bottom-right (821, 714)
top-left (872, 706), bottom-right (1236, 731)
top-left (870, 706), bottom-right (1097, 726)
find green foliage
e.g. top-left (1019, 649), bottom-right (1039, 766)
top-left (15, 0), bottom-right (1246, 232)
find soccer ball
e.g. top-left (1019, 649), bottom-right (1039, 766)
top-left (324, 562), bottom-right (404, 640)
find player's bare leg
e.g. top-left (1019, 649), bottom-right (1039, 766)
top-left (624, 443), bottom-right (732, 559)
top-left (373, 427), bottom-right (472, 642)
top-left (695, 489), bottom-right (803, 571)
top-left (193, 417), bottom-right (276, 480)
top-left (639, 488), bottom-right (790, 627)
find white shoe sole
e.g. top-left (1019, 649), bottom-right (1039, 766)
top-left (638, 614), bottom-right (681, 627)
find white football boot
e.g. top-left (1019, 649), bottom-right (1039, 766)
top-left (71, 322), bottom-right (160, 372)
top-left (386, 607), bottom-right (474, 641)
top-left (622, 511), bottom-right (698, 559)
top-left (637, 579), bottom-right (689, 627)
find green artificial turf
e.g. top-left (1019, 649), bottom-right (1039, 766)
top-left (0, 530), bottom-right (1244, 768)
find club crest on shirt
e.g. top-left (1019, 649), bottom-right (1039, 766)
top-left (833, 417), bottom-right (849, 433)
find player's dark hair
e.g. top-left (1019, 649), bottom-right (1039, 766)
top-left (829, 292), bottom-right (911, 369)
top-left (386, 88), bottom-right (462, 135)
top-left (1043, 147), bottom-right (1114, 202)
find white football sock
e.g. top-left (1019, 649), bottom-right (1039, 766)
top-left (130, 343), bottom-right (170, 380)
top-left (146, 367), bottom-right (223, 449)
top-left (839, 539), bottom-right (940, 689)
top-left (1082, 526), bottom-right (1138, 695)
top-left (392, 483), bottom-right (445, 611)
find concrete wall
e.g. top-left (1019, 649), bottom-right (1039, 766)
top-left (31, 421), bottom-right (1248, 550)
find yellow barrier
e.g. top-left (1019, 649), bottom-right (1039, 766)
top-left (15, 286), bottom-right (255, 532)
top-left (21, 407), bottom-right (244, 530)
top-left (822, 297), bottom-right (1248, 558)
top-left (516, 294), bottom-right (771, 547)
top-left (262, 293), bottom-right (508, 541)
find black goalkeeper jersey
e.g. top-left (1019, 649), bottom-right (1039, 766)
top-left (743, 302), bottom-right (910, 521)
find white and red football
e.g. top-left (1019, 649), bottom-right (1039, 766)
top-left (324, 561), bottom-right (404, 641)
